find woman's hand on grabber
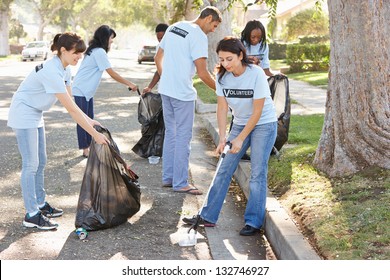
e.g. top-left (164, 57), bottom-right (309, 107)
top-left (229, 138), bottom-right (243, 154)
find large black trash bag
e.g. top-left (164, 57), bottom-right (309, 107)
top-left (75, 126), bottom-right (141, 231)
top-left (132, 92), bottom-right (165, 158)
top-left (268, 74), bottom-right (291, 151)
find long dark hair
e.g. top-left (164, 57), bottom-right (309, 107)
top-left (216, 36), bottom-right (250, 84)
top-left (240, 20), bottom-right (267, 52)
top-left (85, 25), bottom-right (116, 55)
top-left (51, 32), bottom-right (86, 56)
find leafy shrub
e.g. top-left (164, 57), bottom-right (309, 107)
top-left (286, 43), bottom-right (330, 72)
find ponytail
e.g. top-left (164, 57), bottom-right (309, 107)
top-left (51, 32), bottom-right (86, 56)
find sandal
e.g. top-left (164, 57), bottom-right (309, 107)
top-left (174, 186), bottom-right (203, 195)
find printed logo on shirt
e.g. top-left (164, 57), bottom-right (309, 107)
top-left (223, 89), bottom-right (254, 98)
top-left (170, 27), bottom-right (189, 38)
top-left (35, 64), bottom-right (44, 72)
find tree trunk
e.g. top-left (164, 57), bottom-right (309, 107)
top-left (184, 0), bottom-right (197, 21)
top-left (202, 0), bottom-right (232, 73)
top-left (0, 9), bottom-right (10, 56)
top-left (313, 0), bottom-right (390, 177)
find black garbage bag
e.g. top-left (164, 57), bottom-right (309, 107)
top-left (132, 92), bottom-right (165, 158)
top-left (75, 126), bottom-right (141, 231)
top-left (268, 74), bottom-right (291, 151)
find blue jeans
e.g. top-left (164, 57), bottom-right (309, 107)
top-left (161, 95), bottom-right (195, 190)
top-left (200, 121), bottom-right (277, 229)
top-left (74, 96), bottom-right (94, 149)
top-left (13, 127), bottom-right (47, 215)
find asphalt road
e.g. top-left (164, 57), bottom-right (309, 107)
top-left (0, 50), bottom-right (274, 261)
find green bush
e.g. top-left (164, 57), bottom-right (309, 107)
top-left (286, 43), bottom-right (330, 72)
top-left (269, 43), bottom-right (287, 60)
top-left (298, 35), bottom-right (330, 44)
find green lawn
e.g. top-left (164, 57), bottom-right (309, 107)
top-left (268, 114), bottom-right (390, 260)
top-left (287, 71), bottom-right (328, 87)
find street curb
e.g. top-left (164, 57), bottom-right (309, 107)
top-left (197, 112), bottom-right (321, 260)
top-left (195, 98), bottom-right (216, 114)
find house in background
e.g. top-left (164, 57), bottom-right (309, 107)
top-left (236, 0), bottom-right (328, 41)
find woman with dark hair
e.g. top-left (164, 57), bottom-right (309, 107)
top-left (183, 37), bottom-right (277, 236)
top-left (7, 32), bottom-right (109, 230)
top-left (241, 20), bottom-right (274, 77)
top-left (72, 25), bottom-right (137, 158)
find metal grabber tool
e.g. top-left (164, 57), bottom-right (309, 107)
top-left (178, 142), bottom-right (232, 247)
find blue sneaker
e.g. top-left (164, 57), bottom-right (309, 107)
top-left (23, 212), bottom-right (58, 230)
top-left (39, 202), bottom-right (63, 218)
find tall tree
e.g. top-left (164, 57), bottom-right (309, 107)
top-left (313, 0), bottom-right (390, 177)
top-left (283, 7), bottom-right (329, 41)
top-left (0, 0), bottom-right (14, 56)
top-left (28, 0), bottom-right (70, 40)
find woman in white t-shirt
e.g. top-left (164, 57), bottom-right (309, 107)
top-left (183, 37), bottom-right (277, 236)
top-left (72, 25), bottom-right (137, 158)
top-left (7, 32), bottom-right (109, 230)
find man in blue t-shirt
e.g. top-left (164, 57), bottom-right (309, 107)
top-left (154, 6), bottom-right (222, 195)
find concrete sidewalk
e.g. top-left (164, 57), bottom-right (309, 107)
top-left (195, 78), bottom-right (327, 260)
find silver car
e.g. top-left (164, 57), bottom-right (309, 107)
top-left (21, 41), bottom-right (50, 61)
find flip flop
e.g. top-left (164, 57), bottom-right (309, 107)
top-left (174, 187), bottom-right (203, 195)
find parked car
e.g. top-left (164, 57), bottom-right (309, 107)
top-left (21, 41), bottom-right (50, 61)
top-left (137, 45), bottom-right (156, 64)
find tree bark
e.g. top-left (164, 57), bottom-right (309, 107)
top-left (0, 8), bottom-right (10, 56)
top-left (202, 0), bottom-right (232, 73)
top-left (313, 0), bottom-right (390, 177)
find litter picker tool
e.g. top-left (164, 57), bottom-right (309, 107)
top-left (178, 142), bottom-right (232, 247)
top-left (129, 88), bottom-right (151, 120)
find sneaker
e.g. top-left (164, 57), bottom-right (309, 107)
top-left (23, 212), bottom-right (58, 230)
top-left (239, 225), bottom-right (264, 236)
top-left (182, 216), bottom-right (215, 227)
top-left (39, 202), bottom-right (63, 218)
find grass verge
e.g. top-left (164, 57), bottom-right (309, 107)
top-left (268, 114), bottom-right (390, 260)
top-left (287, 71), bottom-right (328, 87)
top-left (194, 75), bottom-right (217, 104)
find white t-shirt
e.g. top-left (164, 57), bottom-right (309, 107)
top-left (72, 48), bottom-right (111, 101)
top-left (7, 56), bottom-right (71, 129)
top-left (243, 41), bottom-right (270, 69)
top-left (216, 65), bottom-right (276, 126)
top-left (158, 21), bottom-right (208, 101)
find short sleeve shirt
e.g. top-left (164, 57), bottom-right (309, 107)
top-left (216, 65), bottom-right (276, 126)
top-left (7, 56), bottom-right (70, 129)
top-left (244, 41), bottom-right (270, 70)
top-left (157, 21), bottom-right (208, 101)
top-left (72, 48), bottom-right (111, 101)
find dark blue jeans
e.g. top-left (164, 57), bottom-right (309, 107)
top-left (74, 96), bottom-right (94, 149)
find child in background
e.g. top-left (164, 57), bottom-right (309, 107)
top-left (240, 20), bottom-right (274, 77)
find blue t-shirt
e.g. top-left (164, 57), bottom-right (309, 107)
top-left (243, 41), bottom-right (270, 69)
top-left (158, 21), bottom-right (208, 101)
top-left (216, 65), bottom-right (276, 126)
top-left (7, 56), bottom-right (71, 129)
top-left (72, 48), bottom-right (111, 101)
